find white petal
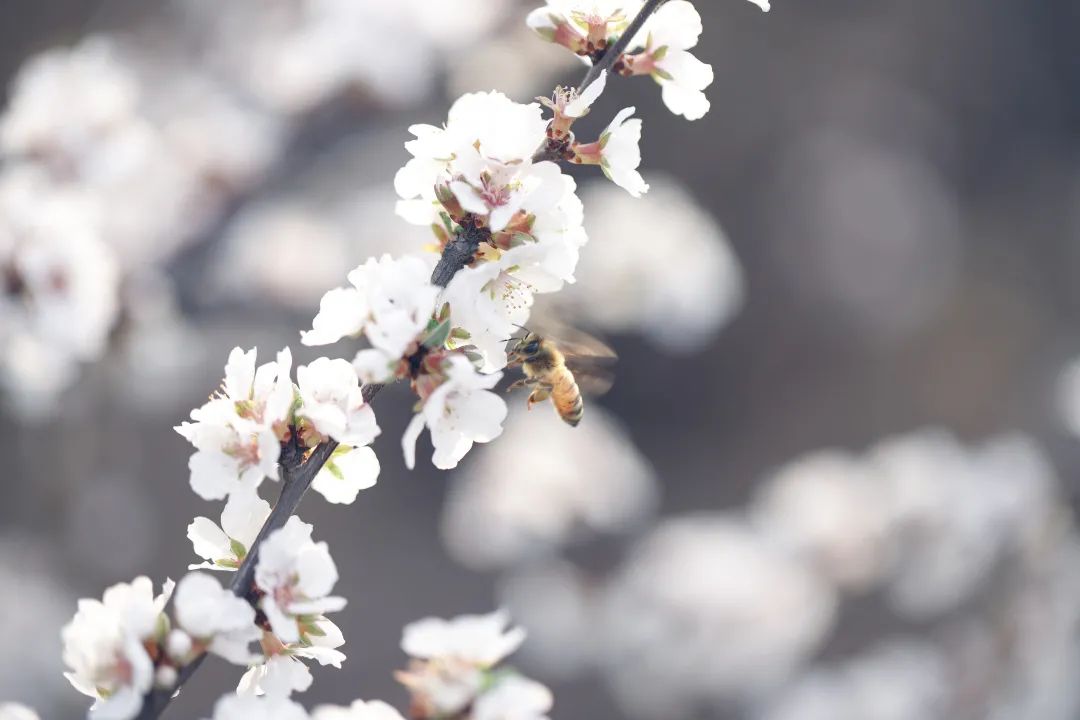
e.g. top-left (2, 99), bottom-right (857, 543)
top-left (565, 70), bottom-right (607, 117)
top-left (312, 446), bottom-right (380, 505)
top-left (187, 517), bottom-right (230, 561)
top-left (402, 413), bottom-right (426, 470)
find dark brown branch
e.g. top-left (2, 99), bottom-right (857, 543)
top-left (132, 234), bottom-right (449, 720)
top-left (579, 0), bottom-right (666, 90)
top-left (532, 0), bottom-right (667, 163)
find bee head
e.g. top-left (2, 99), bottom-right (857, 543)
top-left (507, 330), bottom-right (543, 360)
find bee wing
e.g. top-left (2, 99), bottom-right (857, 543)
top-left (565, 355), bottom-right (617, 396)
top-left (529, 317), bottom-right (617, 360)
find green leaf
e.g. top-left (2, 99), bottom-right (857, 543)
top-left (423, 318), bottom-right (452, 349)
top-left (438, 302), bottom-right (451, 323)
top-left (229, 538), bottom-right (248, 559)
top-left (652, 68), bottom-right (674, 81)
top-left (653, 45), bottom-right (669, 61)
top-left (304, 623), bottom-right (327, 637)
top-left (325, 460), bottom-right (345, 481)
top-left (451, 327), bottom-right (472, 340)
top-left (510, 232), bottom-right (533, 248)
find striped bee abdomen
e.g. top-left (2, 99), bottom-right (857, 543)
top-left (552, 368), bottom-right (583, 426)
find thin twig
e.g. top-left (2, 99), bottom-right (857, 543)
top-left (579, 0), bottom-right (666, 90)
top-left (130, 2), bottom-right (670, 717)
top-left (533, 0), bottom-right (666, 163)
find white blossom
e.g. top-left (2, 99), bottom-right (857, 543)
top-left (596, 516), bottom-right (836, 716)
top-left (236, 620), bottom-right (345, 695)
top-left (402, 354), bottom-right (507, 470)
top-left (574, 107), bottom-right (648, 196)
top-left (631, 1), bottom-right (714, 120)
top-left (473, 676), bottom-right (553, 720)
top-left (552, 176), bottom-right (743, 352)
top-left (0, 705), bottom-right (41, 720)
top-left (443, 406), bottom-right (658, 569)
top-left (527, 1), bottom-right (644, 56)
top-left (255, 517), bottom-right (345, 644)
top-left (394, 92), bottom-right (563, 233)
top-left (311, 700), bottom-right (407, 720)
top-left (61, 576), bottom-right (172, 720)
top-left (402, 610), bottom-right (526, 667)
top-left (398, 611), bottom-right (529, 718)
top-left (238, 655), bottom-right (314, 699)
top-left (0, 37), bottom-right (139, 159)
top-left (174, 572), bottom-right (261, 665)
top-left (312, 445), bottom-right (381, 505)
top-left (441, 177), bottom-right (587, 372)
top-left (209, 693), bottom-right (310, 720)
top-left (0, 168), bottom-right (119, 415)
top-left (750, 450), bottom-right (893, 591)
top-left (188, 491), bottom-right (272, 570)
top-left (296, 357), bottom-right (380, 446)
top-left (175, 347), bottom-right (294, 501)
top-left (302, 254), bottom-right (439, 360)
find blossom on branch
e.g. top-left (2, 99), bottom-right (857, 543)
top-left (527, 1), bottom-right (644, 59)
top-left (255, 517), bottom-right (346, 644)
top-left (402, 354), bottom-right (507, 471)
top-left (173, 572), bottom-right (261, 666)
top-left (622, 1), bottom-right (714, 120)
top-left (175, 347), bottom-right (294, 501)
top-left (187, 491), bottom-right (271, 571)
top-left (397, 610), bottom-right (550, 720)
top-left (572, 107), bottom-right (648, 196)
top-left (61, 576), bottom-right (172, 720)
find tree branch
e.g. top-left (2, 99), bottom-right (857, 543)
top-left (532, 0), bottom-right (667, 163)
top-left (580, 0), bottom-right (666, 90)
top-left (131, 3), bottom-right (670, 717)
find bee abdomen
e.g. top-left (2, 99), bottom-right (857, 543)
top-left (554, 371), bottom-right (584, 427)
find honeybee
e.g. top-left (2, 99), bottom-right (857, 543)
top-left (505, 327), bottom-right (616, 427)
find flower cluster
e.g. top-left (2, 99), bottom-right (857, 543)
top-left (396, 611), bottom-right (552, 720)
top-left (530, 0), bottom-right (768, 120)
top-left (176, 347), bottom-right (380, 504)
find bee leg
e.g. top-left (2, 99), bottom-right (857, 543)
top-left (506, 378), bottom-right (535, 393)
top-left (527, 387), bottom-right (551, 410)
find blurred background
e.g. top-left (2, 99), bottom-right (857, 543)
top-left (2, 0), bottom-right (1080, 718)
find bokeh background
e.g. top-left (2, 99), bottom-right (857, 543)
top-left (2, 0), bottom-right (1080, 718)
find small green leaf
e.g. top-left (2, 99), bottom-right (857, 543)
top-left (229, 538), bottom-right (247, 559)
top-left (423, 319), bottom-right (452, 349)
top-left (305, 623), bottom-right (327, 637)
top-left (325, 460), bottom-right (345, 481)
top-left (451, 327), bottom-right (472, 340)
top-left (653, 45), bottom-right (669, 61)
top-left (438, 302), bottom-right (451, 323)
top-left (652, 68), bottom-right (674, 81)
top-left (510, 232), bottom-right (533, 248)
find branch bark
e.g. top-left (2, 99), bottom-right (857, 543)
top-left (131, 2), bottom-right (668, 717)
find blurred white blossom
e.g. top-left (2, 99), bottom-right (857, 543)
top-left (756, 639), bottom-right (949, 720)
top-left (551, 176), bottom-right (743, 352)
top-left (443, 406), bottom-right (657, 569)
top-left (311, 700), bottom-right (406, 720)
top-left (595, 515), bottom-right (837, 717)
